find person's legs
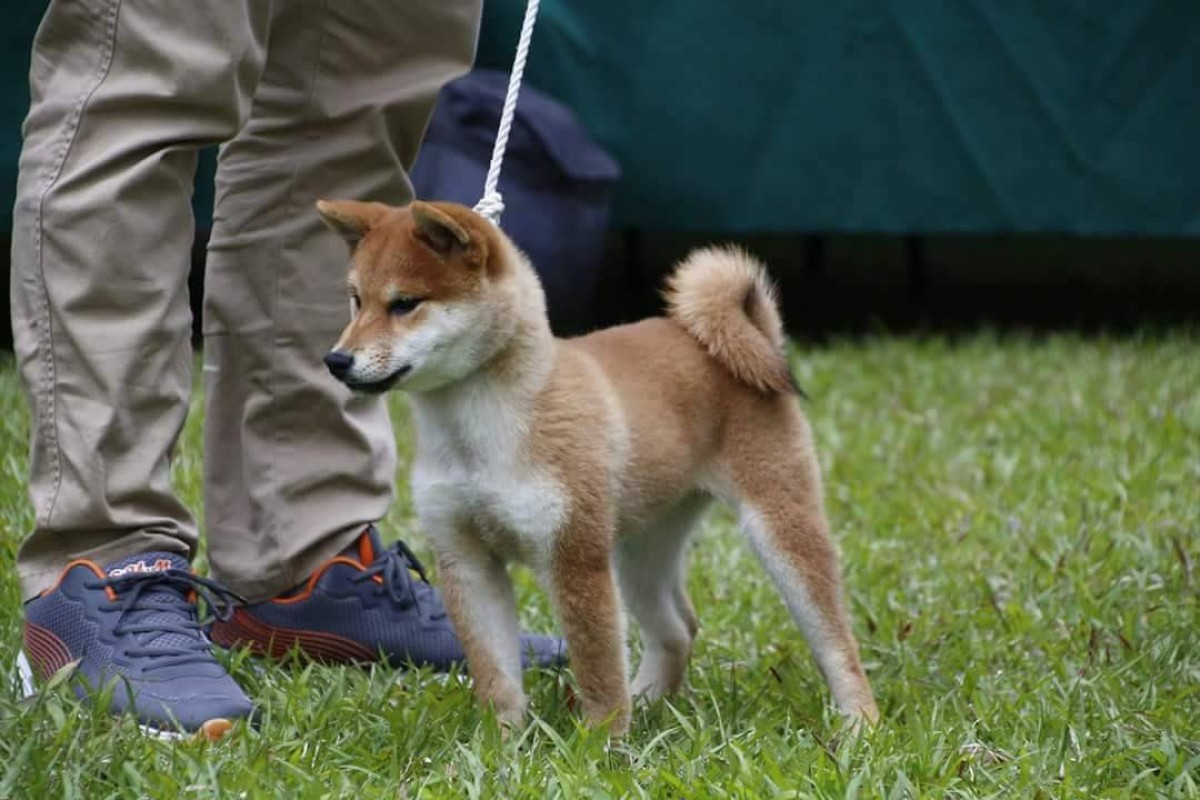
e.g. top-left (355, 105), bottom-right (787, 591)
top-left (202, 0), bottom-right (567, 672)
top-left (11, 0), bottom-right (268, 598)
top-left (201, 0), bottom-right (481, 602)
top-left (12, 0), bottom-right (269, 736)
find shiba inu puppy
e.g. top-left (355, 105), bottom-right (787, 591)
top-left (316, 198), bottom-right (879, 735)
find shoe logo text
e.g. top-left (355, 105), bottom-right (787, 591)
top-left (108, 558), bottom-right (174, 578)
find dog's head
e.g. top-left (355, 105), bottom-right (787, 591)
top-left (316, 199), bottom-right (518, 394)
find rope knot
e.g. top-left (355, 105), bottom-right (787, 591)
top-left (472, 192), bottom-right (506, 225)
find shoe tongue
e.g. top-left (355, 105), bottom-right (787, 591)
top-left (103, 552), bottom-right (190, 580)
top-left (341, 527), bottom-right (426, 582)
top-left (102, 552), bottom-right (198, 652)
top-left (343, 527), bottom-right (385, 566)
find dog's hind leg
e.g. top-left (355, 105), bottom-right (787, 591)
top-left (720, 408), bottom-right (879, 724)
top-left (616, 495), bottom-right (709, 701)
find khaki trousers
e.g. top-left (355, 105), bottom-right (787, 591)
top-left (11, 0), bottom-right (481, 601)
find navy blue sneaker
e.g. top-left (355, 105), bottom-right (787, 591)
top-left (210, 527), bottom-right (567, 671)
top-left (21, 552), bottom-right (254, 740)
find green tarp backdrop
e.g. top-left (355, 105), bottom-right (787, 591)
top-left (4, 1), bottom-right (1199, 235)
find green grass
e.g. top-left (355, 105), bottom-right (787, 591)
top-left (1, 332), bottom-right (1198, 798)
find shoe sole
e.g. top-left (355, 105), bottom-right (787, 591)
top-left (211, 611), bottom-right (484, 678)
top-left (141, 718), bottom-right (236, 742)
top-left (16, 650), bottom-right (35, 700)
top-left (212, 612), bottom-right (564, 673)
top-left (16, 651), bottom-right (239, 742)
top-left (210, 609), bottom-right (376, 663)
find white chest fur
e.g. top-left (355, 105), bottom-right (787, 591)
top-left (408, 380), bottom-right (569, 565)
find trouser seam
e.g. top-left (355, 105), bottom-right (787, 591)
top-left (30, 0), bottom-right (124, 532)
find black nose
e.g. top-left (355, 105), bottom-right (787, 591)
top-left (324, 350), bottom-right (355, 379)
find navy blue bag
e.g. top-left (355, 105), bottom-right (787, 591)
top-left (410, 70), bottom-right (620, 336)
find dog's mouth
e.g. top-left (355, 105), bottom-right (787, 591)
top-left (345, 364), bottom-right (412, 394)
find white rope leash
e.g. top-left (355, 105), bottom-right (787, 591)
top-left (473, 0), bottom-right (541, 226)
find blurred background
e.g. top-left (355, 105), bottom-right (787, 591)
top-left (3, 0), bottom-right (1198, 347)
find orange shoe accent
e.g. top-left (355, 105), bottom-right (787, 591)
top-left (269, 528), bottom-right (387, 604)
top-left (358, 531), bottom-right (377, 566)
top-left (268, 556), bottom-right (369, 604)
top-left (41, 560), bottom-right (117, 601)
top-left (197, 718), bottom-right (234, 742)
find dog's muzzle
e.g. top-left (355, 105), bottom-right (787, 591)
top-left (325, 350), bottom-right (411, 393)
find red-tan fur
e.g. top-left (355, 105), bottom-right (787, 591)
top-left (317, 199), bottom-right (879, 736)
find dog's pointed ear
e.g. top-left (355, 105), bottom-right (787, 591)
top-left (316, 199), bottom-right (390, 247)
top-left (410, 201), bottom-right (472, 255)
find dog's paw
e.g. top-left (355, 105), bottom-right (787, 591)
top-left (485, 688), bottom-right (528, 731)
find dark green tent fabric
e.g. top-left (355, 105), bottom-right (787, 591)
top-left (5, 1), bottom-right (1199, 235)
top-left (475, 0), bottom-right (1200, 235)
top-left (2, 3), bottom-right (45, 234)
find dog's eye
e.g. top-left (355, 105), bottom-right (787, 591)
top-left (389, 297), bottom-right (423, 316)
top-left (349, 294), bottom-right (361, 315)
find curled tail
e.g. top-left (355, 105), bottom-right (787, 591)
top-left (664, 246), bottom-right (798, 395)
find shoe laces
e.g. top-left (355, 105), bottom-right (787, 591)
top-left (85, 570), bottom-right (244, 672)
top-left (351, 540), bottom-right (447, 621)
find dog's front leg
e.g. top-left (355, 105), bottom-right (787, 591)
top-left (548, 508), bottom-right (631, 737)
top-left (434, 538), bottom-right (526, 727)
